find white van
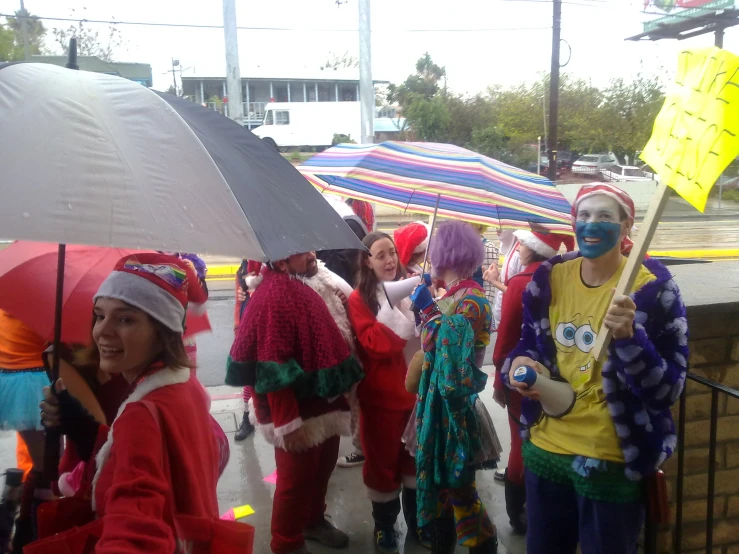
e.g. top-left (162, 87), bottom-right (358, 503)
top-left (251, 101), bottom-right (362, 150)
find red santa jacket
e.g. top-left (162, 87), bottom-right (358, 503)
top-left (348, 288), bottom-right (417, 411)
top-left (492, 261), bottom-right (542, 391)
top-left (227, 268), bottom-right (363, 451)
top-left (91, 367), bottom-right (220, 553)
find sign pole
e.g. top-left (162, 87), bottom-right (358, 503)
top-left (592, 181), bottom-right (671, 361)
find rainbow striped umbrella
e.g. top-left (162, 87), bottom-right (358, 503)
top-left (298, 141), bottom-right (573, 234)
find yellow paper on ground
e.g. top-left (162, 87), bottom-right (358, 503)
top-left (233, 504), bottom-right (255, 519)
top-left (641, 46), bottom-right (739, 212)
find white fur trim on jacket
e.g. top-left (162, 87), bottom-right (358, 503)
top-left (366, 486), bottom-right (402, 502)
top-left (302, 261), bottom-right (355, 353)
top-left (248, 398), bottom-right (350, 452)
top-left (187, 301), bottom-right (207, 316)
top-left (245, 274), bottom-right (263, 291)
top-left (376, 288), bottom-right (415, 341)
top-left (91, 367), bottom-right (190, 511)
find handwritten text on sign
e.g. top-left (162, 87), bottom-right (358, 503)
top-left (641, 47), bottom-right (739, 212)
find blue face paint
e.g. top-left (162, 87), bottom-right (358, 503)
top-left (575, 221), bottom-right (622, 259)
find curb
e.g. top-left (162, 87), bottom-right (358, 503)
top-left (204, 249), bottom-right (739, 280)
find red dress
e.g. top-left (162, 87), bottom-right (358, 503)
top-left (492, 261), bottom-right (542, 485)
top-left (91, 368), bottom-right (219, 553)
top-left (347, 288), bottom-right (418, 500)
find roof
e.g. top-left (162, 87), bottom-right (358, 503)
top-left (182, 65), bottom-right (387, 83)
top-left (31, 55), bottom-right (152, 81)
top-left (374, 118), bottom-right (407, 133)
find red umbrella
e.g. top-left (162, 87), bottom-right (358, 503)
top-left (0, 241), bottom-right (210, 345)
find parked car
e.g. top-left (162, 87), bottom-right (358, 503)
top-left (572, 153), bottom-right (619, 175)
top-left (600, 165), bottom-right (653, 182)
top-left (557, 151), bottom-right (577, 170)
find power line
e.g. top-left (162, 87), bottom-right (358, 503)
top-left (0, 12), bottom-right (549, 33)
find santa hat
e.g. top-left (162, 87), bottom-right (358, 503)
top-left (571, 183), bottom-right (637, 255)
top-left (514, 229), bottom-right (574, 258)
top-left (245, 260), bottom-right (264, 290)
top-left (94, 253), bottom-right (197, 333)
top-left (393, 221), bottom-right (430, 267)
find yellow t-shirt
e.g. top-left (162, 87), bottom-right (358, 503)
top-left (530, 256), bottom-right (655, 462)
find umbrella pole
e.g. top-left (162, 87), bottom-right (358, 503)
top-left (42, 243), bottom-right (65, 485)
top-left (421, 194), bottom-right (441, 273)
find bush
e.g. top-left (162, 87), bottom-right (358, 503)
top-left (722, 189), bottom-right (739, 203)
top-left (332, 133), bottom-right (355, 146)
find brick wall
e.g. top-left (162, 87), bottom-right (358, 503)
top-left (657, 305), bottom-right (739, 553)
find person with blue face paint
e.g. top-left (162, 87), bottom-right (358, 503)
top-left (498, 183), bottom-right (689, 554)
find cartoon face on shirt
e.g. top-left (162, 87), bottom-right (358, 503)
top-left (554, 312), bottom-right (597, 378)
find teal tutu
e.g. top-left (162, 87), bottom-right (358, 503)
top-left (0, 368), bottom-right (50, 431)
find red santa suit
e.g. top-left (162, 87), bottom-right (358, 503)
top-left (90, 366), bottom-right (220, 552)
top-left (227, 267), bottom-right (363, 554)
top-left (347, 287), bottom-right (419, 501)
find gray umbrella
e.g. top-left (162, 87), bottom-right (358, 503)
top-left (0, 61), bottom-right (364, 261)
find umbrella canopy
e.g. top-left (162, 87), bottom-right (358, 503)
top-left (0, 242), bottom-right (210, 345)
top-left (0, 62), bottom-right (364, 261)
top-left (298, 141), bottom-right (573, 233)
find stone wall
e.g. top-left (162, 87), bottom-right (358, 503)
top-left (657, 298), bottom-right (739, 554)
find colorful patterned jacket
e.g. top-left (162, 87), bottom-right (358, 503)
top-left (501, 252), bottom-right (689, 480)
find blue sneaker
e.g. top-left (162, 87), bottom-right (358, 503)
top-left (374, 526), bottom-right (399, 554)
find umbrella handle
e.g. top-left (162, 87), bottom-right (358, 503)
top-left (41, 244), bottom-right (66, 486)
top-left (421, 194), bottom-right (441, 273)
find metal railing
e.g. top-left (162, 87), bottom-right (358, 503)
top-left (671, 372), bottom-right (739, 554)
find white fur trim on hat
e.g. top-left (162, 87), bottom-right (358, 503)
top-left (513, 230), bottom-right (557, 258)
top-left (94, 271), bottom-right (185, 333)
top-left (413, 222), bottom-right (431, 254)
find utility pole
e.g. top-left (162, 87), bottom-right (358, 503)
top-left (547, 0), bottom-right (562, 182)
top-left (715, 26), bottom-right (724, 48)
top-left (358, 0), bottom-right (374, 144)
top-left (222, 0), bottom-right (244, 125)
top-left (20, 0), bottom-right (30, 61)
top-left (170, 58), bottom-right (179, 95)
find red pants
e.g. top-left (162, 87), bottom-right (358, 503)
top-left (271, 436), bottom-right (340, 554)
top-left (361, 407), bottom-right (415, 500)
top-left (506, 392), bottom-right (525, 485)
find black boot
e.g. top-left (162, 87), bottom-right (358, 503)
top-left (430, 518), bottom-right (457, 554)
top-left (234, 411), bottom-right (255, 441)
top-left (469, 536), bottom-right (498, 554)
top-left (504, 479), bottom-right (527, 534)
top-left (402, 488), bottom-right (431, 549)
top-left (372, 498), bottom-right (401, 553)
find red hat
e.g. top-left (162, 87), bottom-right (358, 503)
top-left (571, 183), bottom-right (637, 255)
top-left (571, 183), bottom-right (635, 224)
top-left (393, 222), bottom-right (430, 267)
top-left (514, 229), bottom-right (574, 258)
top-left (94, 253), bottom-right (195, 333)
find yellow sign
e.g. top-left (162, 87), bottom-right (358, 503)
top-left (641, 47), bottom-right (739, 212)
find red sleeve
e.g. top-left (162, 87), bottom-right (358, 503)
top-left (347, 292), bottom-right (408, 360)
top-left (492, 274), bottom-right (529, 372)
top-left (95, 403), bottom-right (174, 553)
top-left (234, 276), bottom-right (243, 329)
top-left (266, 388), bottom-right (302, 436)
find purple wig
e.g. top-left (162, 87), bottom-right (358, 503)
top-left (428, 221), bottom-right (485, 278)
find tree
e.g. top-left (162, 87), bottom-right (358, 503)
top-left (403, 94), bottom-right (451, 142)
top-left (387, 52), bottom-right (446, 107)
top-left (52, 8), bottom-right (126, 62)
top-left (0, 10), bottom-right (46, 61)
top-left (321, 51), bottom-right (358, 70)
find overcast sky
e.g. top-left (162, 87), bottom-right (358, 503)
top-left (2, 0), bottom-right (737, 93)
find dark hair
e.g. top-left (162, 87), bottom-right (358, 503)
top-left (76, 307), bottom-right (193, 371)
top-left (528, 252), bottom-right (550, 264)
top-left (356, 232), bottom-right (402, 315)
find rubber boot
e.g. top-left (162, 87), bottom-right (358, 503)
top-left (372, 498), bottom-right (401, 553)
top-left (468, 536), bottom-right (498, 554)
top-left (430, 518), bottom-right (457, 554)
top-left (402, 488), bottom-right (431, 549)
top-left (504, 479), bottom-right (527, 535)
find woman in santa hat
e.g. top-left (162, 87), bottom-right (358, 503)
top-left (346, 232), bottom-right (425, 553)
top-left (393, 221), bottom-right (430, 276)
top-left (492, 228), bottom-right (573, 535)
top-left (39, 253), bottom-right (221, 552)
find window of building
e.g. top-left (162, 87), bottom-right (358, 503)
top-left (306, 83), bottom-right (317, 102)
top-left (264, 110), bottom-right (274, 125)
top-left (338, 83), bottom-right (357, 101)
top-left (273, 83), bottom-right (289, 102)
top-left (275, 111), bottom-right (290, 125)
top-left (317, 82), bottom-right (335, 102)
top-left (289, 82), bottom-right (304, 102)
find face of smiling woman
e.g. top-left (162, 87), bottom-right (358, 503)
top-left (92, 297), bottom-right (163, 383)
top-left (574, 195), bottom-right (628, 259)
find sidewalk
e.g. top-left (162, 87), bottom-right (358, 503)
top-left (0, 373), bottom-right (523, 554)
